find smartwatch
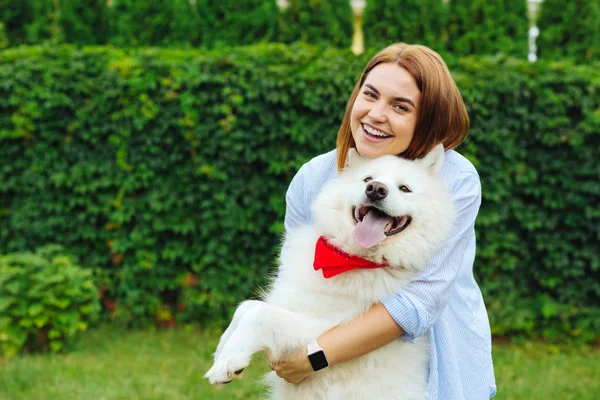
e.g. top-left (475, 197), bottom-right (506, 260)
top-left (307, 339), bottom-right (329, 372)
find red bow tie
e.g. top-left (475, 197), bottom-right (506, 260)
top-left (313, 236), bottom-right (388, 278)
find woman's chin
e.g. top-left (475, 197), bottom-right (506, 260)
top-left (355, 143), bottom-right (385, 159)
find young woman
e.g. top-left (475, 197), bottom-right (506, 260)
top-left (270, 43), bottom-right (496, 399)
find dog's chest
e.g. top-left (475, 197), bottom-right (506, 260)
top-left (271, 265), bottom-right (405, 325)
top-left (273, 226), bottom-right (412, 321)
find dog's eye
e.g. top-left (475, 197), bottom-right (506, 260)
top-left (363, 176), bottom-right (372, 183)
top-left (399, 185), bottom-right (411, 193)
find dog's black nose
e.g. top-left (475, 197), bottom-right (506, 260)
top-left (366, 181), bottom-right (388, 201)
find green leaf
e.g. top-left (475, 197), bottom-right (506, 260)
top-left (50, 341), bottom-right (64, 352)
top-left (48, 329), bottom-right (62, 339)
top-left (28, 303), bottom-right (44, 317)
top-left (0, 297), bottom-right (15, 312)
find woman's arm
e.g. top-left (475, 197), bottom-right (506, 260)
top-left (318, 302), bottom-right (404, 364)
top-left (272, 171), bottom-right (482, 383)
top-left (270, 303), bottom-right (403, 383)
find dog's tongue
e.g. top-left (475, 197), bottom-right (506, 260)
top-left (353, 209), bottom-right (392, 249)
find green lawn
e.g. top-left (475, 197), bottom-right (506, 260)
top-left (0, 326), bottom-right (598, 400)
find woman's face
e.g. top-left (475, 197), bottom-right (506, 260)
top-left (350, 63), bottom-right (421, 159)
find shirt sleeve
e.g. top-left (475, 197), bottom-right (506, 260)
top-left (284, 164), bottom-right (310, 233)
top-left (381, 172), bottom-right (482, 341)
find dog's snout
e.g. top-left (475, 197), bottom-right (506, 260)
top-left (366, 181), bottom-right (388, 201)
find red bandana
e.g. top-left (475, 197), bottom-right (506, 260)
top-left (313, 236), bottom-right (388, 278)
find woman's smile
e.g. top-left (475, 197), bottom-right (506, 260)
top-left (361, 123), bottom-right (393, 140)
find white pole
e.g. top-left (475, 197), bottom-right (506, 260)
top-left (526, 0), bottom-right (544, 62)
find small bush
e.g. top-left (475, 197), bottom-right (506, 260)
top-left (0, 245), bottom-right (101, 356)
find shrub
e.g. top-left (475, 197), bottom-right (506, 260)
top-left (0, 23), bottom-right (8, 49)
top-left (277, 0), bottom-right (353, 47)
top-left (59, 0), bottom-right (109, 45)
top-left (24, 0), bottom-right (60, 44)
top-left (108, 0), bottom-right (195, 47)
top-left (194, 0), bottom-right (280, 48)
top-left (536, 0), bottom-right (600, 62)
top-left (363, 0), bottom-right (448, 52)
top-left (0, 245), bottom-right (101, 356)
top-left (0, 0), bottom-right (109, 46)
top-left (447, 0), bottom-right (529, 57)
top-left (0, 44), bottom-right (598, 342)
top-left (0, 0), bottom-right (33, 46)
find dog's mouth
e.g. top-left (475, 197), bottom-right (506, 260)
top-left (352, 205), bottom-right (412, 249)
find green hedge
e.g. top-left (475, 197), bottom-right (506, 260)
top-left (363, 0), bottom-right (448, 53)
top-left (108, 0), bottom-right (193, 47)
top-left (3, 0), bottom-right (600, 62)
top-left (277, 0), bottom-right (353, 47)
top-left (0, 44), bottom-right (598, 342)
top-left (537, 0), bottom-right (600, 62)
top-left (447, 0), bottom-right (529, 57)
top-left (193, 0), bottom-right (280, 48)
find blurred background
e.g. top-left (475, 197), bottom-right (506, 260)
top-left (0, 1), bottom-right (598, 399)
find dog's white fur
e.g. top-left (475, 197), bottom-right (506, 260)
top-left (205, 145), bottom-right (455, 400)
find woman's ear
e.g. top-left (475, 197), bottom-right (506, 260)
top-left (345, 148), bottom-right (366, 169)
top-left (418, 144), bottom-right (445, 175)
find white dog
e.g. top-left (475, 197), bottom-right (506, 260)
top-left (205, 144), bottom-right (455, 400)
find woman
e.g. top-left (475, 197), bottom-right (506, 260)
top-left (270, 43), bottom-right (497, 399)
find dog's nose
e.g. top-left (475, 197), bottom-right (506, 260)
top-left (366, 181), bottom-right (388, 201)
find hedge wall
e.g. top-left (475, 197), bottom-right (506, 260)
top-left (0, 44), bottom-right (598, 341)
top-left (537, 0), bottom-right (600, 63)
top-left (446, 0), bottom-right (529, 57)
top-left (363, 0), bottom-right (448, 52)
top-left (3, 0), bottom-right (599, 63)
top-left (277, 0), bottom-right (353, 48)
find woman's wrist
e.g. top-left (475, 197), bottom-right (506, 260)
top-left (307, 339), bottom-right (329, 371)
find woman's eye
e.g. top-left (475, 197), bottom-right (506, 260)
top-left (394, 104), bottom-right (408, 112)
top-left (399, 185), bottom-right (411, 193)
top-left (364, 91), bottom-right (377, 99)
top-left (364, 176), bottom-right (372, 183)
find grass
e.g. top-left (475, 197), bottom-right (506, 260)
top-left (0, 326), bottom-right (598, 400)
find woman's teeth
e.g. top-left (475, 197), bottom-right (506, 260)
top-left (363, 124), bottom-right (391, 138)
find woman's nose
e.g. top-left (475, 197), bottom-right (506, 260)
top-left (367, 101), bottom-right (387, 122)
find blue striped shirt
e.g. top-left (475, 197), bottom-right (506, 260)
top-left (284, 149), bottom-right (496, 399)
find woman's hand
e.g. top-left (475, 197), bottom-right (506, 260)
top-left (269, 349), bottom-right (313, 384)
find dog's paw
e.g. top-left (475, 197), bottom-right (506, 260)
top-left (204, 353), bottom-right (251, 386)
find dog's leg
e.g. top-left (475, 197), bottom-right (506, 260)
top-left (213, 300), bottom-right (262, 361)
top-left (204, 302), bottom-right (326, 386)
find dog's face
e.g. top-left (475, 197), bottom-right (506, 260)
top-left (312, 144), bottom-right (455, 270)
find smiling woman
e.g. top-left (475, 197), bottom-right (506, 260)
top-left (274, 42), bottom-right (496, 400)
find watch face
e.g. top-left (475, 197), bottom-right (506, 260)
top-left (309, 350), bottom-right (329, 371)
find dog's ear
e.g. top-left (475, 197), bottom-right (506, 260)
top-left (418, 143), bottom-right (445, 175)
top-left (345, 148), bottom-right (366, 169)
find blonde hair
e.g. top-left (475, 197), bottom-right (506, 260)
top-left (336, 43), bottom-right (469, 170)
